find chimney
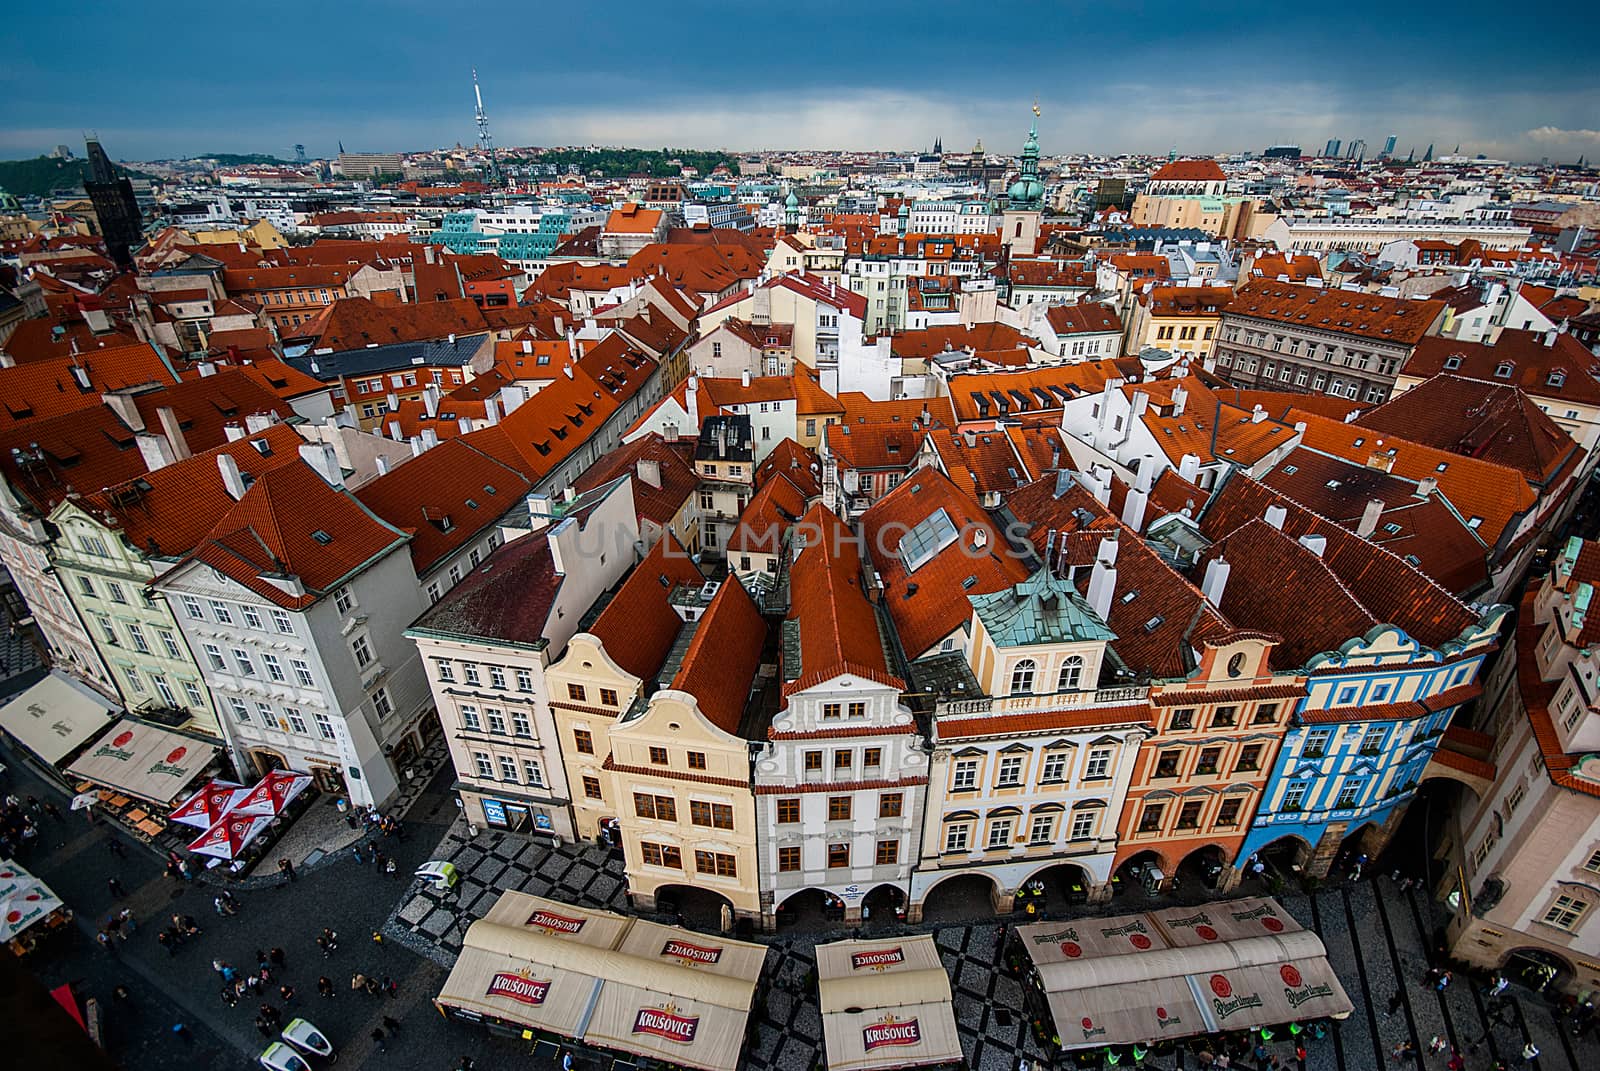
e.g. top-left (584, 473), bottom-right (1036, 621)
top-left (1171, 384), bottom-right (1187, 417)
top-left (499, 384), bottom-right (528, 414)
top-left (1087, 535), bottom-right (1120, 620)
top-left (1416, 476), bottom-right (1437, 498)
top-left (528, 493), bottom-right (553, 534)
top-left (1131, 391), bottom-right (1150, 420)
top-left (386, 392), bottom-right (400, 412)
top-left (217, 454), bottom-right (248, 500)
top-left (1251, 404), bottom-right (1267, 424)
top-left (1298, 533), bottom-right (1327, 557)
top-left (567, 327), bottom-right (579, 360)
top-left (156, 406), bottom-right (191, 460)
top-left (374, 455), bottom-right (391, 476)
top-left (423, 244), bottom-right (436, 264)
top-left (101, 391), bottom-right (145, 432)
top-left (1122, 487), bottom-right (1149, 533)
top-left (686, 375), bottom-right (700, 429)
top-left (741, 368), bottom-right (751, 388)
top-left (408, 436), bottom-right (424, 457)
top-left (245, 413), bottom-right (273, 433)
top-left (1201, 556), bottom-right (1231, 606)
top-left (298, 442), bottom-right (344, 489)
top-left (135, 432), bottom-right (176, 472)
top-left (1357, 497), bottom-right (1384, 539)
top-left (420, 428), bottom-right (440, 451)
top-left (196, 361), bottom-right (217, 378)
top-left (1264, 504), bottom-right (1287, 530)
top-left (962, 428), bottom-right (977, 447)
top-left (484, 397), bottom-right (500, 426)
top-left (448, 332), bottom-right (456, 346)
top-left (1178, 453), bottom-right (1201, 482)
top-left (387, 420), bottom-right (403, 441)
top-left (423, 384), bottom-right (442, 418)
top-left (222, 422), bottom-right (246, 442)
top-left (553, 314), bottom-right (565, 336)
top-left (1545, 329), bottom-right (1558, 348)
top-left (637, 457), bottom-right (662, 488)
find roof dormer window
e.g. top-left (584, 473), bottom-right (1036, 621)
top-left (1494, 362), bottom-right (1513, 379)
top-left (1548, 371), bottom-right (1567, 388)
top-left (1443, 356), bottom-right (1462, 370)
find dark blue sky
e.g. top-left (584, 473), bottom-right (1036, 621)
top-left (3, 1), bottom-right (1595, 162)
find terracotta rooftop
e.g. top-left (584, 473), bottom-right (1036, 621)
top-left (0, 342), bottom-right (179, 428)
top-left (1226, 280), bottom-right (1445, 345)
top-left (1403, 329), bottom-right (1600, 407)
top-left (1149, 159), bottom-right (1227, 183)
top-left (587, 535), bottom-right (704, 682)
top-left (668, 576), bottom-right (766, 735)
top-left (573, 433), bottom-right (699, 530)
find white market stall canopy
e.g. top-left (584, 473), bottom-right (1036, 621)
top-left (1017, 897), bottom-right (1352, 1051)
top-left (66, 718), bottom-right (216, 804)
top-left (0, 672), bottom-right (119, 766)
top-left (436, 892), bottom-right (767, 1071)
top-left (816, 935), bottom-right (963, 1071)
top-left (0, 859), bottom-right (66, 943)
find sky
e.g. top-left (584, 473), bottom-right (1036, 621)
top-left (3, 1), bottom-right (1597, 164)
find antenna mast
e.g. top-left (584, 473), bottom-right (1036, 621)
top-left (472, 67), bottom-right (503, 187)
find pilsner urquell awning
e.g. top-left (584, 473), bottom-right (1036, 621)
top-left (0, 859), bottom-right (66, 943)
top-left (435, 892), bottom-right (767, 1071)
top-left (65, 718), bottom-right (215, 804)
top-left (0, 672), bottom-right (118, 766)
top-left (1017, 897), bottom-right (1352, 1051)
top-left (816, 935), bottom-right (963, 1071)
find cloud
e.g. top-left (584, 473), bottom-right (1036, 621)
top-left (1526, 126), bottom-right (1600, 146)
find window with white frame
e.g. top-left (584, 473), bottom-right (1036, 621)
top-left (498, 756), bottom-right (518, 782)
top-left (523, 759), bottom-right (545, 787)
top-left (1029, 813), bottom-right (1055, 844)
top-left (1058, 655), bottom-right (1083, 691)
top-left (1040, 752), bottom-right (1067, 782)
top-left (351, 635), bottom-right (372, 668)
top-left (943, 821), bottom-right (970, 853)
top-left (159, 629), bottom-right (182, 659)
top-left (254, 701), bottom-right (274, 723)
top-left (314, 712), bottom-right (335, 740)
top-left (229, 697), bottom-right (250, 724)
top-left (511, 710), bottom-right (531, 737)
top-left (291, 659), bottom-right (315, 687)
top-left (460, 704), bottom-right (481, 731)
top-left (473, 752), bottom-right (494, 778)
top-left (271, 609), bottom-right (294, 634)
top-left (124, 667), bottom-right (144, 692)
top-left (241, 605), bottom-right (263, 630)
top-left (986, 817), bottom-right (1013, 849)
top-left (953, 759), bottom-right (979, 790)
top-left (105, 581), bottom-right (127, 604)
top-left (232, 649), bottom-right (256, 676)
top-left (372, 688), bottom-right (391, 717)
top-left (1084, 747), bottom-right (1111, 779)
top-left (95, 616), bottom-right (118, 645)
top-left (462, 664), bottom-right (481, 686)
top-left (1281, 782), bottom-right (1308, 811)
top-left (203, 643), bottom-right (226, 671)
top-left (181, 595), bottom-right (205, 620)
top-left (434, 659), bottom-right (455, 682)
top-left (285, 708), bottom-right (309, 734)
top-left (153, 675), bottom-right (176, 705)
top-left (259, 653), bottom-right (283, 682)
top-left (1070, 810), bottom-right (1097, 840)
top-left (183, 680), bottom-right (205, 707)
top-left (486, 708), bottom-right (507, 735)
top-left (515, 668), bottom-right (533, 692)
top-left (209, 599), bottom-right (233, 624)
top-left (996, 755), bottom-right (1025, 787)
top-left (127, 624), bottom-right (150, 654)
top-left (334, 587), bottom-right (354, 615)
top-left (1010, 659), bottom-right (1036, 694)
top-left (489, 666), bottom-right (506, 690)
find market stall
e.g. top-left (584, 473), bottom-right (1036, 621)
top-left (436, 892), bottom-right (767, 1071)
top-left (1, 859), bottom-right (71, 956)
top-left (1014, 897), bottom-right (1352, 1052)
top-left (815, 936), bottom-right (963, 1071)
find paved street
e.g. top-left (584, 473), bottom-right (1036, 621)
top-left (10, 730), bottom-right (1600, 1071)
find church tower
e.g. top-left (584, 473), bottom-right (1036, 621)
top-left (1001, 108), bottom-right (1046, 255)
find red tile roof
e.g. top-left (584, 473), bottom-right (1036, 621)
top-left (753, 439), bottom-right (821, 497)
top-left (130, 369), bottom-right (292, 451)
top-left (889, 323), bottom-right (1036, 360)
top-left (179, 462), bottom-right (410, 610)
top-left (860, 467), bottom-right (1031, 659)
top-left (948, 359), bottom-right (1136, 422)
top-left (354, 438), bottom-right (532, 575)
top-left (0, 320), bottom-right (141, 363)
top-left (1044, 302), bottom-right (1123, 336)
top-left (573, 433), bottom-right (699, 530)
top-left (0, 342), bottom-right (179, 427)
top-left (292, 297), bottom-right (490, 350)
top-left (783, 503), bottom-right (904, 699)
top-left (826, 420), bottom-right (927, 473)
top-left (728, 472), bottom-right (810, 553)
top-left (669, 577), bottom-right (765, 734)
top-left (83, 424), bottom-right (306, 556)
top-left (1248, 253), bottom-right (1322, 282)
top-left (1356, 373), bottom-right (1578, 487)
top-left (1403, 329), bottom-right (1600, 407)
top-left (938, 703), bottom-right (1150, 740)
top-left (1149, 159), bottom-right (1227, 183)
top-left (837, 393), bottom-right (955, 429)
top-left (587, 535), bottom-right (704, 681)
top-left (928, 428), bottom-right (1031, 497)
top-left (408, 526), bottom-right (561, 646)
top-left (1227, 281), bottom-right (1444, 345)
top-left (1135, 285), bottom-right (1234, 316)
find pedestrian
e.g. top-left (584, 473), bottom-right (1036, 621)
top-left (457, 1057), bottom-right (476, 1071)
top-left (254, 1015), bottom-right (272, 1038)
top-left (370, 1027), bottom-right (387, 1053)
top-left (214, 895), bottom-right (230, 917)
top-left (1436, 969), bottom-right (1452, 992)
top-left (157, 929), bottom-right (176, 956)
top-left (106, 835), bottom-right (125, 858)
top-left (172, 1023), bottom-right (193, 1044)
top-left (385, 857), bottom-right (398, 879)
top-left (381, 1014), bottom-right (401, 1034)
top-left (177, 858), bottom-right (192, 881)
top-left (112, 984), bottom-right (132, 1004)
top-left (280, 984), bottom-right (295, 1005)
top-left (41, 800), bottom-right (61, 822)
top-left (1486, 974), bottom-right (1509, 999)
top-left (351, 972), bottom-right (366, 993)
top-left (268, 946), bottom-right (286, 967)
top-left (372, 930), bottom-right (384, 950)
top-left (1447, 1051), bottom-right (1465, 1071)
top-left (1385, 989), bottom-right (1405, 1017)
top-left (222, 986), bottom-right (239, 1008)
top-left (317, 976), bottom-right (335, 998)
top-left (107, 876), bottom-right (127, 899)
top-left (96, 930), bottom-right (117, 956)
top-left (1391, 1040), bottom-right (1416, 1063)
top-left (278, 857), bottom-right (296, 882)
top-left (352, 844), bottom-right (365, 865)
top-left (561, 1049), bottom-right (574, 1071)
top-left (1520, 1041), bottom-right (1539, 1065)
top-left (365, 975), bottom-right (381, 997)
top-left (260, 1003), bottom-right (281, 1027)
top-left (1428, 1035), bottom-right (1448, 1055)
top-left (381, 975), bottom-right (396, 997)
top-left (117, 907), bottom-right (135, 935)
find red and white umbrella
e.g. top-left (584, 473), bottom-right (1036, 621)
top-left (229, 770), bottom-right (313, 817)
top-left (186, 811), bottom-right (271, 861)
top-left (169, 779), bottom-right (248, 830)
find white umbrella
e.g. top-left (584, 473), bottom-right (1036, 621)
top-left (69, 792), bottom-right (99, 812)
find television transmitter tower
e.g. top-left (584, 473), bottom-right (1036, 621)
top-left (472, 68), bottom-right (503, 187)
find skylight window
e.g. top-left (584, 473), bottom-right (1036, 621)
top-left (311, 530), bottom-right (333, 545)
top-left (897, 508), bottom-right (959, 573)
top-left (1467, 517), bottom-right (1483, 529)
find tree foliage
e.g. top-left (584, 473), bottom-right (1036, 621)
top-left (0, 156), bottom-right (144, 198)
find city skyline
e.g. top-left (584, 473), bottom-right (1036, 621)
top-left (4, 1), bottom-right (1597, 163)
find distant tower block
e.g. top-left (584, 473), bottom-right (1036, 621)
top-left (294, 144), bottom-right (307, 164)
